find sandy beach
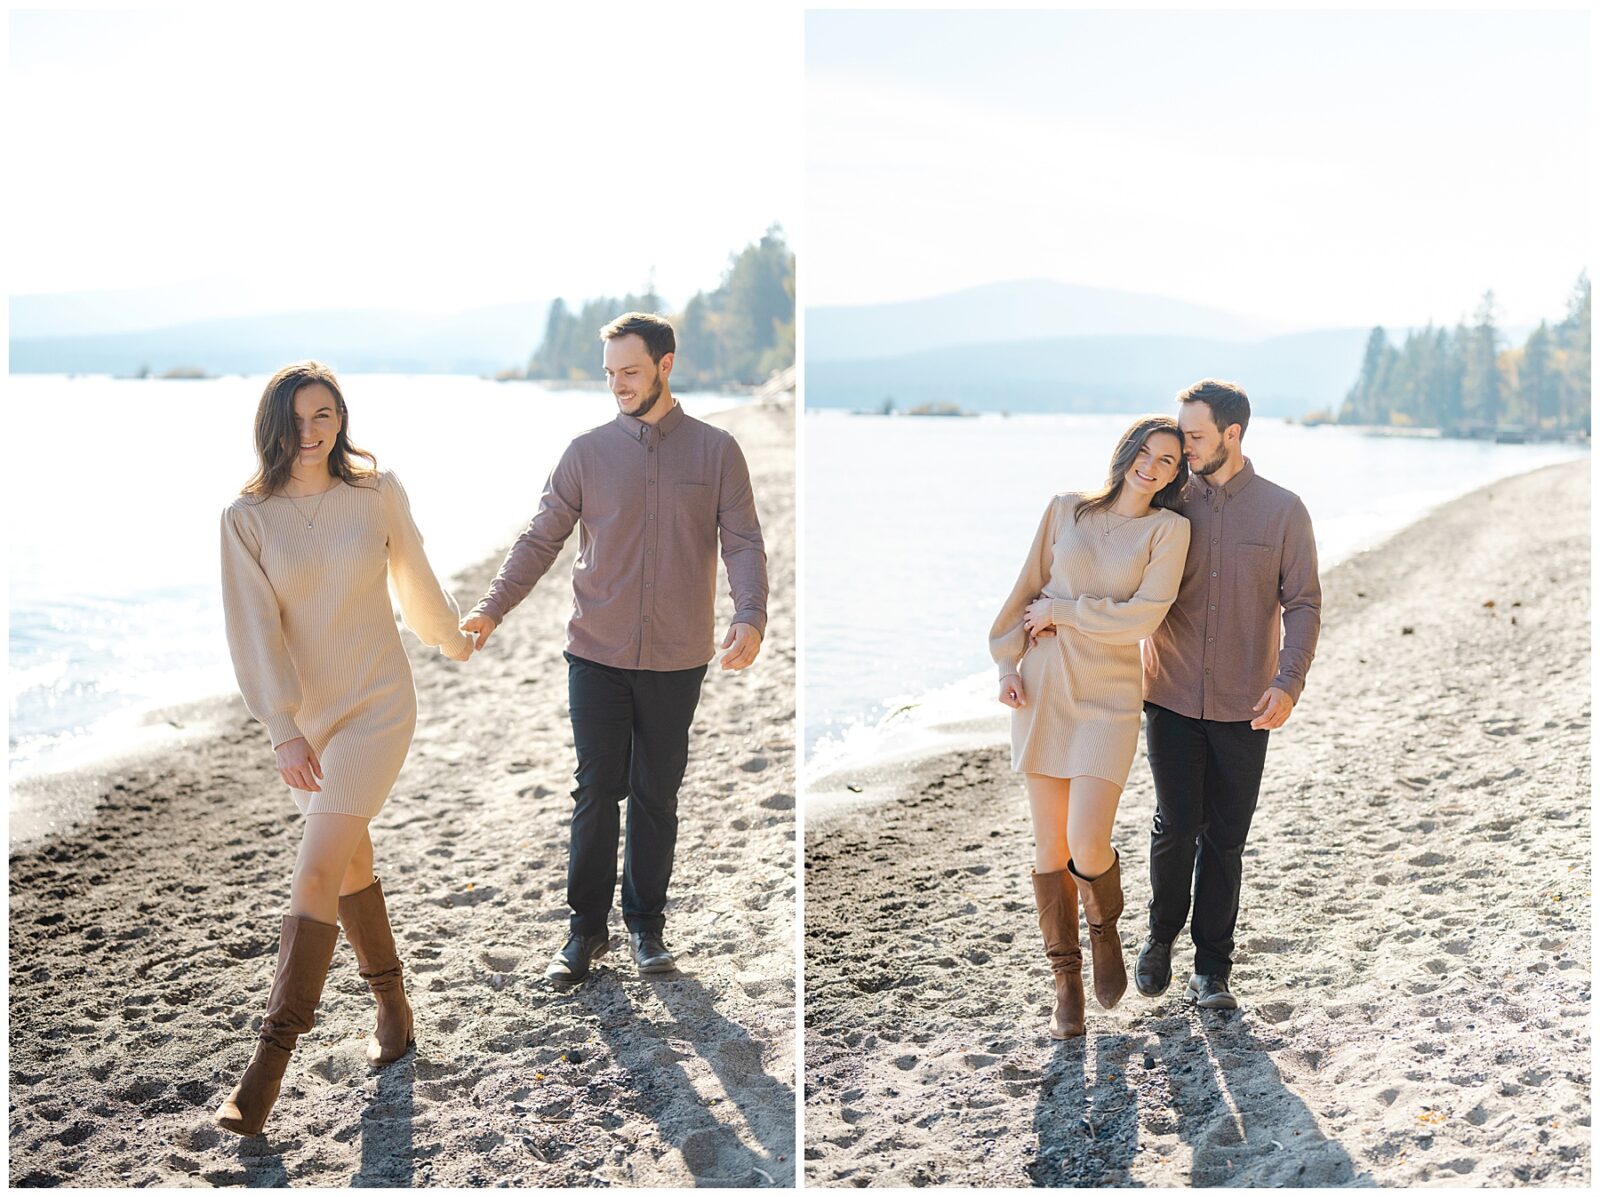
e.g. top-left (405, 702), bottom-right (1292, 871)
top-left (8, 399), bottom-right (796, 1188)
top-left (804, 459), bottom-right (1590, 1187)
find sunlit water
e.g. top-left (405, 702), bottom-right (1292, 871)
top-left (803, 409), bottom-right (1587, 778)
top-left (7, 374), bottom-right (739, 780)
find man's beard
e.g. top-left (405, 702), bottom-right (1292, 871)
top-left (621, 372), bottom-right (664, 418)
top-left (1191, 441), bottom-right (1229, 476)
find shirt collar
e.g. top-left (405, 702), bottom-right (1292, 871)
top-left (615, 399), bottom-right (686, 442)
top-left (1194, 456), bottom-right (1256, 500)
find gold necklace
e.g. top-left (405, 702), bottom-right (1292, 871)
top-left (283, 482), bottom-right (337, 529)
top-left (1102, 510), bottom-right (1140, 537)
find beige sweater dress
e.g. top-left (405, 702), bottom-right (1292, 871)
top-left (221, 470), bottom-right (474, 818)
top-left (989, 493), bottom-right (1191, 784)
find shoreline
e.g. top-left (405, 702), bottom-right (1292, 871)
top-left (803, 457), bottom-right (1590, 1187)
top-left (802, 451), bottom-right (1589, 802)
top-left (9, 399), bottom-right (798, 1188)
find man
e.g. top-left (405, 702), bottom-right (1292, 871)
top-left (461, 312), bottom-right (767, 984)
top-left (1137, 378), bottom-right (1320, 1010)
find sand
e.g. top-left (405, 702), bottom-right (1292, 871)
top-left (803, 458), bottom-right (1590, 1187)
top-left (8, 398), bottom-right (796, 1188)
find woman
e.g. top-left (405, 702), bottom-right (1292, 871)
top-left (988, 416), bottom-right (1190, 1039)
top-left (216, 361), bottom-right (474, 1136)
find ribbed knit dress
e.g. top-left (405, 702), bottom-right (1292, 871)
top-left (989, 492), bottom-right (1191, 784)
top-left (221, 470), bottom-right (474, 818)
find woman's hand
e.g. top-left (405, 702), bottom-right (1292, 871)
top-left (1023, 595), bottom-right (1055, 636)
top-left (998, 674), bottom-right (1026, 708)
top-left (441, 631), bottom-right (474, 663)
top-left (277, 737), bottom-right (323, 792)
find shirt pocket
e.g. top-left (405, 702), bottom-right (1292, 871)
top-left (671, 481), bottom-right (718, 547)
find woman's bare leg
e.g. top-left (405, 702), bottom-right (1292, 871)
top-left (340, 829), bottom-right (376, 897)
top-left (1065, 775), bottom-right (1123, 878)
top-left (1025, 774), bottom-right (1073, 873)
top-left (290, 812), bottom-right (371, 925)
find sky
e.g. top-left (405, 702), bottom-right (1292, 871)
top-left (807, 8), bottom-right (1590, 329)
top-left (8, 7), bottom-right (801, 319)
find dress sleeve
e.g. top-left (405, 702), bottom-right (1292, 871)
top-left (1050, 514), bottom-right (1191, 646)
top-left (988, 496), bottom-right (1060, 681)
top-left (379, 472), bottom-right (474, 661)
top-left (220, 503), bottom-right (305, 747)
top-left (717, 434), bottom-right (768, 635)
top-left (470, 442), bottom-right (583, 625)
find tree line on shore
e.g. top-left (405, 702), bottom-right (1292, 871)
top-left (1334, 273), bottom-right (1590, 435)
top-left (512, 226), bottom-right (794, 389)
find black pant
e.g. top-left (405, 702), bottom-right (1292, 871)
top-left (565, 652), bottom-right (706, 937)
top-left (1144, 701), bottom-right (1271, 978)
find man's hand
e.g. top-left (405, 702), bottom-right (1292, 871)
top-left (998, 674), bottom-right (1026, 708)
top-left (276, 737), bottom-right (323, 792)
top-left (461, 612), bottom-right (499, 652)
top-left (719, 622), bottom-right (762, 670)
top-left (1250, 687), bottom-right (1294, 730)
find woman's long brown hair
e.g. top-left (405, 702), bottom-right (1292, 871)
top-left (1072, 415), bottom-right (1188, 523)
top-left (241, 361), bottom-right (378, 497)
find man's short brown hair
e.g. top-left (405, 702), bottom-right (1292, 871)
top-left (600, 311), bottom-right (676, 363)
top-left (1178, 378), bottom-right (1251, 439)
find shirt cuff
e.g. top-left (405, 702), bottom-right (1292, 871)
top-left (1049, 598), bottom-right (1076, 630)
top-left (732, 610), bottom-right (767, 637)
top-left (264, 712), bottom-right (304, 749)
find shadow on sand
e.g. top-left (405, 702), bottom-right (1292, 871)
top-left (583, 972), bottom-right (793, 1187)
top-left (1030, 1003), bottom-right (1368, 1187)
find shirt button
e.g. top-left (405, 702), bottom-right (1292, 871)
top-left (644, 582), bottom-right (652, 588)
top-left (646, 548), bottom-right (653, 555)
top-left (648, 513), bottom-right (655, 521)
top-left (1209, 605), bottom-right (1216, 611)
top-left (1211, 571), bottom-right (1218, 577)
top-left (1205, 668), bottom-right (1212, 674)
top-left (644, 617), bottom-right (650, 623)
top-left (1214, 506), bottom-right (1221, 512)
top-left (1207, 636), bottom-right (1214, 642)
top-left (1211, 538), bottom-right (1218, 545)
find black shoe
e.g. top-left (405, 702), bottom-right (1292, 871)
top-left (629, 931), bottom-right (676, 975)
top-left (545, 931), bottom-right (609, 984)
top-left (1136, 938), bottom-right (1173, 997)
top-left (1185, 973), bottom-right (1238, 1010)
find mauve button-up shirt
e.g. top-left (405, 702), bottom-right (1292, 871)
top-left (1142, 459), bottom-right (1321, 722)
top-left (471, 402), bottom-right (768, 671)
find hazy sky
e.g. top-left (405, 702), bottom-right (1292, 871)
top-left (807, 8), bottom-right (1590, 329)
top-left (9, 7), bottom-right (800, 314)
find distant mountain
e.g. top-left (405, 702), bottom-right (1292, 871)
top-left (807, 279), bottom-right (1296, 362)
top-left (806, 328), bottom-right (1376, 418)
top-left (9, 302), bottom-right (550, 376)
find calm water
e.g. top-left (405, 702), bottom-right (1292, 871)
top-left (803, 409), bottom-right (1587, 774)
top-left (7, 374), bottom-right (738, 779)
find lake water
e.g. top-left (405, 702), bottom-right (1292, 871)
top-left (6, 374), bottom-right (739, 780)
top-left (803, 409), bottom-right (1587, 777)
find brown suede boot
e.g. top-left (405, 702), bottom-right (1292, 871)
top-left (338, 877), bottom-right (416, 1065)
top-left (1071, 851), bottom-right (1128, 1009)
top-left (1031, 869), bottom-right (1086, 1039)
top-left (215, 914), bottom-right (339, 1136)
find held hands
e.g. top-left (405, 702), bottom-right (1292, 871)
top-left (998, 674), bottom-right (1026, 708)
top-left (276, 737), bottom-right (323, 793)
top-left (1251, 686), bottom-right (1294, 730)
top-left (441, 632), bottom-right (474, 663)
top-left (1022, 595), bottom-right (1055, 637)
top-left (720, 622), bottom-right (762, 670)
top-left (461, 612), bottom-right (498, 652)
